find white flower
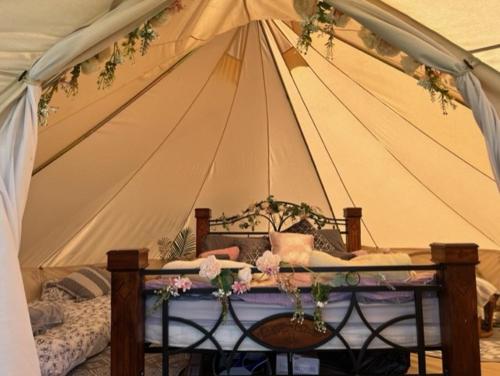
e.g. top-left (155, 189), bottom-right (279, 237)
top-left (81, 57), bottom-right (100, 74)
top-left (278, 204), bottom-right (286, 212)
top-left (238, 267), bottom-right (253, 284)
top-left (401, 55), bottom-right (422, 76)
top-left (256, 251), bottom-right (281, 276)
top-left (199, 255), bottom-right (221, 280)
top-left (260, 202), bottom-right (270, 209)
top-left (316, 301), bottom-right (328, 308)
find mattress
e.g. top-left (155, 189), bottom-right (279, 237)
top-left (35, 295), bottom-right (110, 376)
top-left (145, 295), bottom-right (441, 351)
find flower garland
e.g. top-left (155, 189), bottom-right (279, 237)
top-left (37, 1), bottom-right (183, 126)
top-left (153, 250), bottom-right (364, 333)
top-left (296, 1), bottom-right (350, 59)
top-left (215, 195), bottom-right (332, 232)
top-left (296, 1), bottom-right (456, 115)
top-left (153, 275), bottom-right (192, 311)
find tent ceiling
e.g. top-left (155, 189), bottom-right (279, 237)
top-left (382, 0), bottom-right (500, 71)
top-left (20, 19), bottom-right (500, 267)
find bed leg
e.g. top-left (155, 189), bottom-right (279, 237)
top-left (195, 208), bottom-right (211, 256)
top-left (431, 243), bottom-right (480, 376)
top-left (343, 207), bottom-right (362, 252)
top-left (107, 249), bottom-right (149, 376)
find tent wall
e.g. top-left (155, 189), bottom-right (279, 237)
top-left (20, 20), bottom-right (500, 267)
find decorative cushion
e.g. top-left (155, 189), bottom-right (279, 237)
top-left (28, 301), bottom-right (64, 335)
top-left (199, 246), bottom-right (240, 261)
top-left (269, 232), bottom-right (314, 265)
top-left (284, 219), bottom-right (353, 260)
top-left (203, 235), bottom-right (271, 264)
top-left (40, 280), bottom-right (75, 302)
top-left (55, 267), bottom-right (111, 300)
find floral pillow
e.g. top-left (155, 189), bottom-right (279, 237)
top-left (40, 280), bottom-right (75, 302)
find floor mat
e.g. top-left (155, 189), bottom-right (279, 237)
top-left (68, 347), bottom-right (190, 376)
top-left (428, 328), bottom-right (500, 362)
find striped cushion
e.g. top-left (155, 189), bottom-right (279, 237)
top-left (55, 267), bottom-right (111, 300)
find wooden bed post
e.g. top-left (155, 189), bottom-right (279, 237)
top-left (107, 249), bottom-right (149, 376)
top-left (431, 243), bottom-right (480, 376)
top-left (195, 208), bottom-right (211, 256)
top-left (344, 207), bottom-right (362, 252)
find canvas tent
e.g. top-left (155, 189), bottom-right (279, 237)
top-left (0, 1), bottom-right (499, 374)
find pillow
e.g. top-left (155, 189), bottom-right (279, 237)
top-left (40, 280), bottom-right (75, 302)
top-left (203, 235), bottom-right (271, 264)
top-left (309, 250), bottom-right (412, 281)
top-left (269, 232), bottom-right (314, 265)
top-left (28, 301), bottom-right (64, 335)
top-left (55, 267), bottom-right (111, 300)
top-left (199, 246), bottom-right (240, 261)
top-left (284, 219), bottom-right (353, 260)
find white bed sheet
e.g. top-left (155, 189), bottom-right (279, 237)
top-left (145, 297), bottom-right (441, 351)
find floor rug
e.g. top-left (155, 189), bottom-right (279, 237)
top-left (68, 347), bottom-right (190, 376)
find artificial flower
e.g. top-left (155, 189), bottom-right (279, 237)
top-left (173, 276), bottom-right (192, 292)
top-left (238, 267), bottom-right (253, 284)
top-left (256, 251), bottom-right (281, 276)
top-left (232, 280), bottom-right (250, 295)
top-left (199, 255), bottom-right (221, 280)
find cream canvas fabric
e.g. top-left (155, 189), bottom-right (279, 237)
top-left (0, 1), bottom-right (500, 374)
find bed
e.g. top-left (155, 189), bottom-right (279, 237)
top-left (107, 206), bottom-right (481, 375)
top-left (35, 296), bottom-right (110, 376)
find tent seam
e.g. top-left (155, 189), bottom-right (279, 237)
top-left (261, 21), bottom-right (340, 225)
top-left (38, 30), bottom-right (240, 266)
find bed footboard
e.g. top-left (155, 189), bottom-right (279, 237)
top-left (107, 243), bottom-right (481, 376)
top-left (107, 249), bottom-right (149, 376)
top-left (430, 243), bottom-right (480, 376)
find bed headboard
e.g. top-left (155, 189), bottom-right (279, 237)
top-left (195, 207), bottom-right (362, 256)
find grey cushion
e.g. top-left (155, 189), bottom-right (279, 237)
top-left (29, 301), bottom-right (64, 335)
top-left (203, 235), bottom-right (271, 264)
top-left (55, 267), bottom-right (111, 300)
top-left (284, 219), bottom-right (353, 260)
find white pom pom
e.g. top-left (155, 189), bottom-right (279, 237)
top-left (96, 47), bottom-right (112, 63)
top-left (334, 14), bottom-right (350, 28)
top-left (81, 57), bottom-right (100, 75)
top-left (374, 39), bottom-right (400, 57)
top-left (293, 0), bottom-right (317, 19)
top-left (400, 55), bottom-right (422, 75)
top-left (358, 27), bottom-right (377, 49)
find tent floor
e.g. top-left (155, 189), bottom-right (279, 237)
top-left (69, 329), bottom-right (500, 375)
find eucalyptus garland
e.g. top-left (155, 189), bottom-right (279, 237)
top-left (296, 0), bottom-right (457, 115)
top-left (418, 66), bottom-right (457, 115)
top-left (214, 195), bottom-right (333, 232)
top-left (37, 2), bottom-right (183, 126)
